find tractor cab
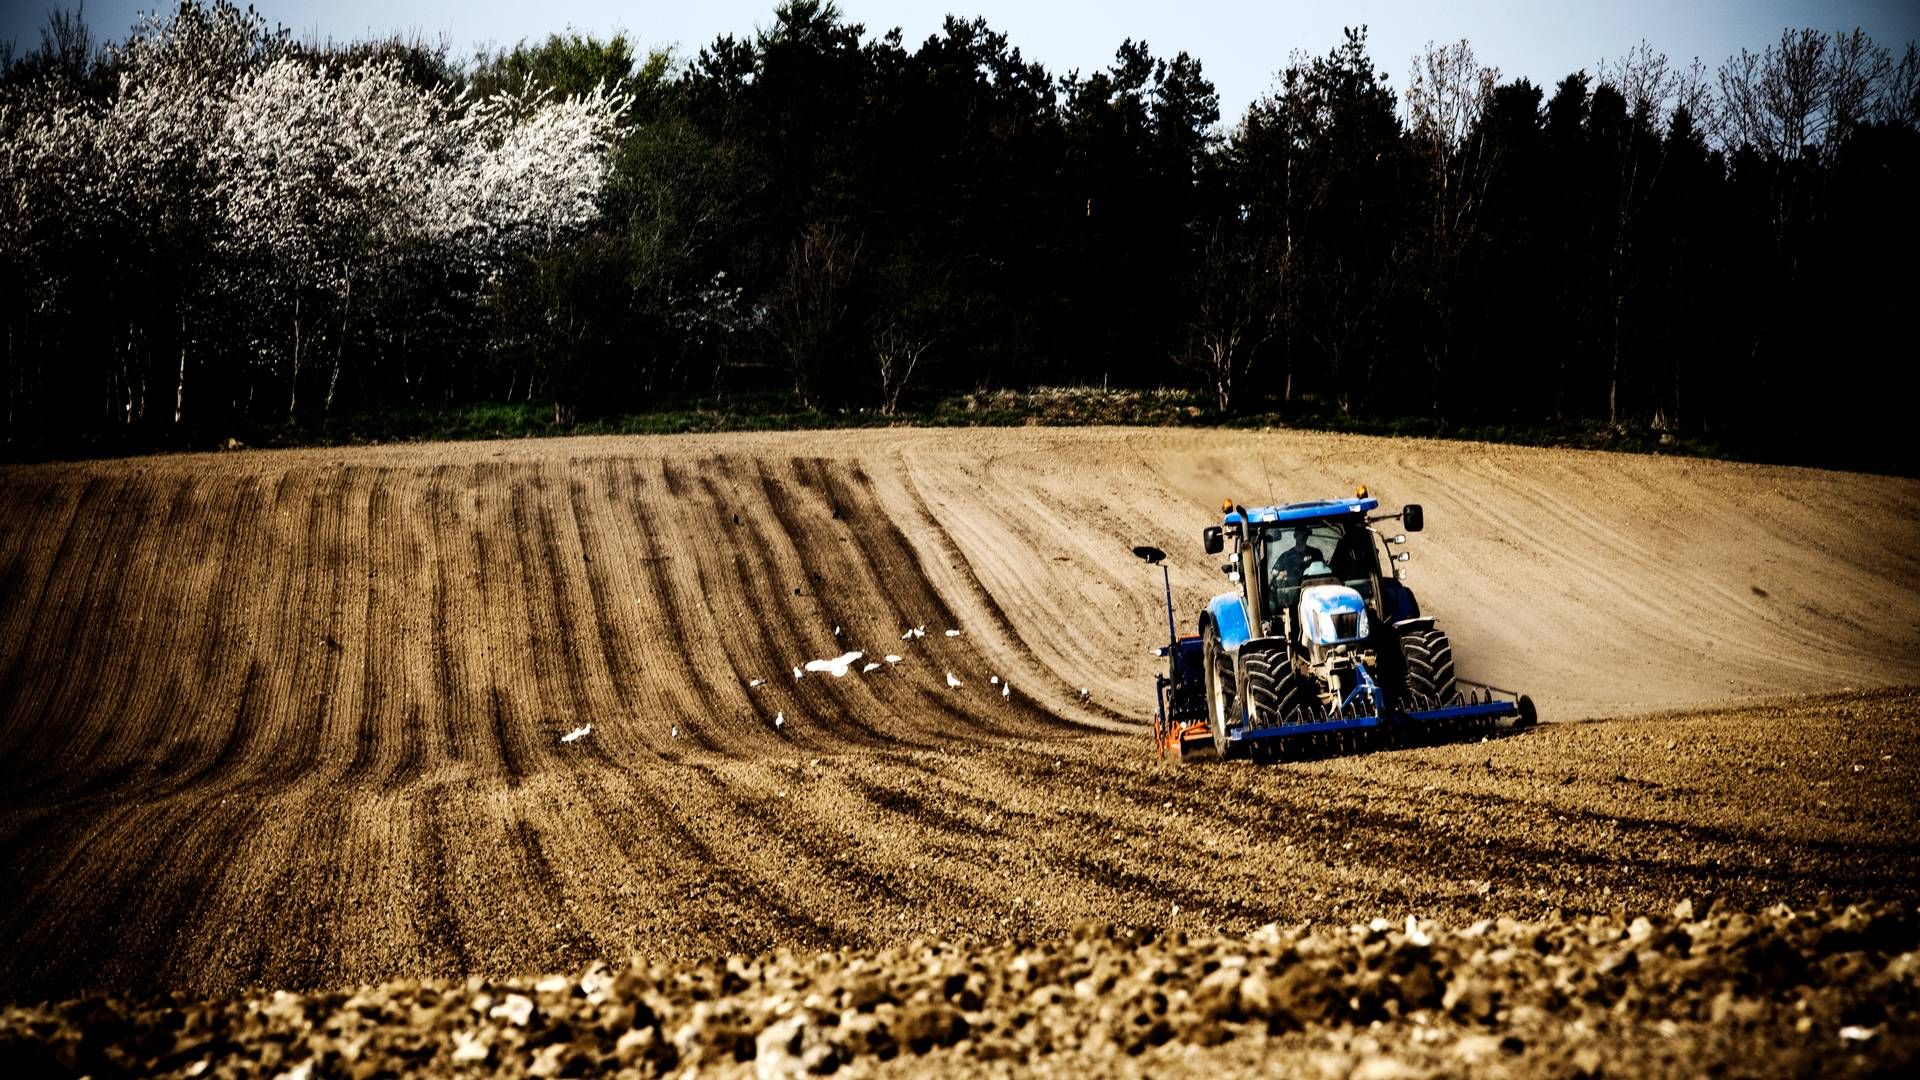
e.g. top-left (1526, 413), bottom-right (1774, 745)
top-left (1203, 495), bottom-right (1417, 651)
top-left (1254, 517), bottom-right (1380, 633)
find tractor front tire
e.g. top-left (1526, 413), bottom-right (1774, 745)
top-left (1399, 627), bottom-right (1458, 710)
top-left (1244, 647), bottom-right (1317, 726)
top-left (1202, 625), bottom-right (1237, 760)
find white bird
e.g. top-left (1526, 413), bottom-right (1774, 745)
top-left (945, 672), bottom-right (963, 689)
top-left (884, 654), bottom-right (903, 664)
top-left (670, 724), bottom-right (680, 739)
top-left (989, 675), bottom-right (1000, 685)
top-left (862, 662), bottom-right (881, 674)
top-left (1078, 687), bottom-right (1091, 702)
top-left (774, 712), bottom-right (785, 729)
top-left (1002, 682), bottom-right (1011, 700)
top-left (804, 650), bottom-right (864, 678)
top-left (944, 628), bottom-right (962, 637)
top-left (834, 625), bottom-right (842, 637)
top-left (793, 666), bottom-right (804, 681)
top-left (560, 722), bottom-right (592, 743)
top-left (749, 678), bottom-right (766, 688)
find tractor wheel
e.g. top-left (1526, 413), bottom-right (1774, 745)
top-left (1399, 627), bottom-right (1458, 710)
top-left (1201, 624), bottom-right (1236, 760)
top-left (1244, 647), bottom-right (1316, 726)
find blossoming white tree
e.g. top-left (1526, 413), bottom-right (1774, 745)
top-left (94, 1), bottom-right (285, 423)
top-left (434, 77), bottom-right (631, 260)
top-left (4, 0), bottom-right (630, 428)
top-left (214, 58), bottom-right (628, 415)
top-left (215, 56), bottom-right (452, 414)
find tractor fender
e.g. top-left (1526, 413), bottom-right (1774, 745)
top-left (1380, 578), bottom-right (1422, 623)
top-left (1203, 593), bottom-right (1253, 653)
top-left (1234, 636), bottom-right (1290, 678)
top-left (1390, 615), bottom-right (1437, 633)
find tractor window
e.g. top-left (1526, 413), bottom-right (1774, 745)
top-left (1259, 521), bottom-right (1377, 618)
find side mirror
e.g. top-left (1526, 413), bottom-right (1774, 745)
top-left (1202, 526), bottom-right (1223, 555)
top-left (1132, 545), bottom-right (1167, 565)
top-left (1402, 504), bottom-right (1424, 532)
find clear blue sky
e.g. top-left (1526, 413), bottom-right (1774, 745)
top-left (8, 1), bottom-right (1917, 122)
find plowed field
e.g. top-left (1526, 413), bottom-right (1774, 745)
top-left (2, 429), bottom-right (1916, 1067)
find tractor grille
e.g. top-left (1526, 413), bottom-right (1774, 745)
top-left (1330, 613), bottom-right (1360, 640)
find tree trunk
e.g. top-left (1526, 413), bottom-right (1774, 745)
top-left (290, 293), bottom-right (302, 421)
top-left (175, 309), bottom-right (187, 425)
top-left (326, 275), bottom-right (351, 415)
top-left (124, 320), bottom-right (147, 426)
top-left (1608, 298), bottom-right (1622, 427)
top-left (1671, 353), bottom-right (1681, 433)
top-left (1284, 141), bottom-right (1295, 405)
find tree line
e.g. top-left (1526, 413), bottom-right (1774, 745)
top-left (3, 1), bottom-right (1915, 469)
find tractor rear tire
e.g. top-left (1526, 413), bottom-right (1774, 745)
top-left (1399, 627), bottom-right (1458, 710)
top-left (1244, 647), bottom-right (1317, 726)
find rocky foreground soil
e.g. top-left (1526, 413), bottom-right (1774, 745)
top-left (5, 899), bottom-right (1914, 1078)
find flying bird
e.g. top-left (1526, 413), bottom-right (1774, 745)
top-left (862, 662), bottom-right (881, 674)
top-left (560, 723), bottom-right (592, 743)
top-left (945, 672), bottom-right (963, 689)
top-left (804, 651), bottom-right (864, 678)
top-left (749, 678), bottom-right (765, 688)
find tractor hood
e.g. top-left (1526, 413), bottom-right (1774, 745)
top-left (1299, 584), bottom-right (1369, 646)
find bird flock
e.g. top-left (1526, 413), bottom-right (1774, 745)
top-left (763, 622), bottom-right (1009, 733)
top-left (556, 619), bottom-right (1034, 745)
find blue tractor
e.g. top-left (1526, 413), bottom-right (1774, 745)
top-left (1138, 489), bottom-right (1535, 762)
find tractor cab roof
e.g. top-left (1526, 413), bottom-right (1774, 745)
top-left (1223, 497), bottom-right (1377, 528)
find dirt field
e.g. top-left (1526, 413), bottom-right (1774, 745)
top-left (2, 428), bottom-right (1917, 1073)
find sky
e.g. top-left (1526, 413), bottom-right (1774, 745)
top-left (7, 0), bottom-right (1918, 122)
